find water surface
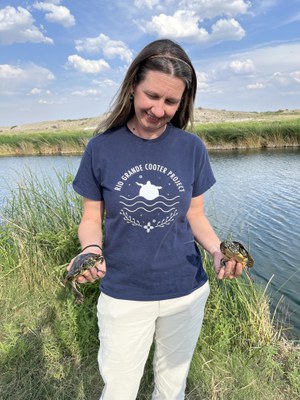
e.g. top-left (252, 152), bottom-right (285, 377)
top-left (207, 149), bottom-right (300, 337)
top-left (0, 149), bottom-right (299, 337)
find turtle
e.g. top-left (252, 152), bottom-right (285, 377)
top-left (220, 240), bottom-right (254, 269)
top-left (65, 252), bottom-right (105, 304)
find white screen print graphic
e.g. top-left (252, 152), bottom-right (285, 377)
top-left (114, 163), bottom-right (185, 233)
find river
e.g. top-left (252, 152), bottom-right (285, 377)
top-left (0, 149), bottom-right (299, 337)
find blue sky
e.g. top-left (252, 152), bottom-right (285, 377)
top-left (1, 0), bottom-right (300, 125)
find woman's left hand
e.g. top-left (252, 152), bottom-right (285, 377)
top-left (213, 251), bottom-right (244, 280)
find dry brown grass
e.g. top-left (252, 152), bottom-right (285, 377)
top-left (1, 108), bottom-right (300, 134)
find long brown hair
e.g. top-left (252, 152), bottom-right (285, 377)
top-left (94, 39), bottom-right (197, 135)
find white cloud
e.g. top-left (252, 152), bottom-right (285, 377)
top-left (134, 0), bottom-right (251, 16)
top-left (29, 87), bottom-right (42, 95)
top-left (179, 0), bottom-right (250, 18)
top-left (0, 64), bottom-right (55, 97)
top-left (134, 0), bottom-right (160, 9)
top-left (210, 18), bottom-right (246, 41)
top-left (0, 64), bottom-right (54, 86)
top-left (43, 0), bottom-right (62, 4)
top-left (0, 6), bottom-right (53, 45)
top-left (33, 2), bottom-right (75, 27)
top-left (140, 10), bottom-right (209, 42)
top-left (67, 55), bottom-right (110, 74)
top-left (193, 42), bottom-right (300, 111)
top-left (247, 83), bottom-right (265, 89)
top-left (28, 87), bottom-right (51, 95)
top-left (291, 71), bottom-right (300, 83)
top-left (92, 78), bottom-right (118, 87)
top-left (0, 65), bottom-right (23, 79)
top-left (196, 71), bottom-right (210, 89)
top-left (75, 33), bottom-right (133, 63)
top-left (225, 59), bottom-right (255, 74)
top-left (271, 71), bottom-right (300, 85)
top-left (35, 0), bottom-right (62, 4)
top-left (71, 89), bottom-right (101, 97)
top-left (38, 98), bottom-right (66, 105)
top-left (138, 11), bottom-right (245, 44)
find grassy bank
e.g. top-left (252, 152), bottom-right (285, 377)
top-left (194, 119), bottom-right (300, 149)
top-left (0, 171), bottom-right (299, 399)
top-left (0, 131), bottom-right (90, 156)
top-left (0, 119), bottom-right (299, 156)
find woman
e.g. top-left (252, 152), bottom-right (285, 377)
top-left (68, 38), bottom-right (243, 400)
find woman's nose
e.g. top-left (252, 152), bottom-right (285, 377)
top-left (151, 103), bottom-right (165, 118)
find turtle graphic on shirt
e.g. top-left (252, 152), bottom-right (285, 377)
top-left (136, 181), bottom-right (162, 200)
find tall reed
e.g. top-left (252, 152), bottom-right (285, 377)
top-left (0, 131), bottom-right (88, 156)
top-left (193, 119), bottom-right (300, 149)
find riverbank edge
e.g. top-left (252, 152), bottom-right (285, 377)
top-left (0, 143), bottom-right (299, 157)
top-left (1, 118), bottom-right (300, 156)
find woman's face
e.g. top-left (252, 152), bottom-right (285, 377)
top-left (131, 70), bottom-right (186, 137)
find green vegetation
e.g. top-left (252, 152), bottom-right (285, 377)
top-left (193, 119), bottom-right (300, 149)
top-left (1, 171), bottom-right (299, 399)
top-left (0, 131), bottom-right (89, 156)
top-left (0, 119), bottom-right (299, 155)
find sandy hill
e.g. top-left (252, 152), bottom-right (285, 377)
top-left (1, 108), bottom-right (299, 134)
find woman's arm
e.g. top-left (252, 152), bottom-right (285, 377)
top-left (186, 195), bottom-right (243, 279)
top-left (78, 197), bottom-right (104, 249)
top-left (67, 197), bottom-right (106, 283)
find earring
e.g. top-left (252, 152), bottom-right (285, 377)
top-left (129, 93), bottom-right (134, 101)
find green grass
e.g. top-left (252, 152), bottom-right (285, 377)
top-left (0, 131), bottom-right (89, 155)
top-left (0, 119), bottom-right (299, 155)
top-left (193, 119), bottom-right (300, 149)
top-left (0, 171), bottom-right (299, 399)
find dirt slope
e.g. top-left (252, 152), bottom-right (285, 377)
top-left (1, 108), bottom-right (299, 134)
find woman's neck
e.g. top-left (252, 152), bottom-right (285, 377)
top-left (127, 118), bottom-right (167, 140)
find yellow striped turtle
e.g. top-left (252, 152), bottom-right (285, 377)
top-left (220, 240), bottom-right (254, 269)
top-left (65, 253), bottom-right (104, 304)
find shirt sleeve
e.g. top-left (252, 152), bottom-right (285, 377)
top-left (192, 139), bottom-right (216, 197)
top-left (72, 140), bottom-right (103, 201)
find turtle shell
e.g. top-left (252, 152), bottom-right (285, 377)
top-left (66, 253), bottom-right (103, 281)
top-left (220, 240), bottom-right (254, 268)
top-left (65, 252), bottom-right (104, 304)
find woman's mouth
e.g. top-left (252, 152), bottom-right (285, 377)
top-left (145, 112), bottom-right (160, 124)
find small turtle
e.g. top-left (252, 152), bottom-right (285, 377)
top-left (65, 252), bottom-right (104, 304)
top-left (220, 240), bottom-right (254, 269)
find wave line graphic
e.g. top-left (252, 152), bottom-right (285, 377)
top-left (122, 207), bottom-right (176, 214)
top-left (120, 200), bottom-right (180, 208)
top-left (120, 195), bottom-right (180, 202)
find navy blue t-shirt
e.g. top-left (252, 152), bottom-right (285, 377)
top-left (73, 123), bottom-right (216, 301)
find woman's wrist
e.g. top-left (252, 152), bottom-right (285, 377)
top-left (81, 244), bottom-right (103, 253)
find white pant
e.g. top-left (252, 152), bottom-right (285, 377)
top-left (97, 281), bottom-right (210, 400)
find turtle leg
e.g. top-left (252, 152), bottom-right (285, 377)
top-left (71, 281), bottom-right (84, 304)
top-left (220, 256), bottom-right (230, 267)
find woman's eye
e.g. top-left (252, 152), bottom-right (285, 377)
top-left (146, 93), bottom-right (178, 105)
top-left (166, 100), bottom-right (177, 105)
